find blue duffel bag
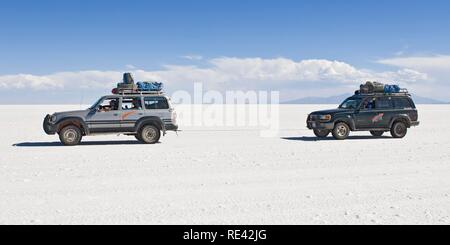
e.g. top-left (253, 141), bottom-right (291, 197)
top-left (384, 84), bottom-right (401, 93)
top-left (137, 81), bottom-right (164, 91)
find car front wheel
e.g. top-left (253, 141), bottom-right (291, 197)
top-left (391, 121), bottom-right (408, 138)
top-left (313, 129), bottom-right (330, 138)
top-left (134, 134), bottom-right (142, 142)
top-left (59, 125), bottom-right (82, 146)
top-left (332, 122), bottom-right (350, 140)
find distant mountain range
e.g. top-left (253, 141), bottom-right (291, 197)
top-left (282, 94), bottom-right (449, 104)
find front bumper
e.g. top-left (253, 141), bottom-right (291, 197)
top-left (307, 121), bottom-right (334, 130)
top-left (43, 115), bottom-right (57, 135)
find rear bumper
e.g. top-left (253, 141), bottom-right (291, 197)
top-left (410, 121), bottom-right (420, 127)
top-left (165, 124), bottom-right (179, 131)
top-left (43, 115), bottom-right (57, 135)
top-left (307, 121), bottom-right (334, 130)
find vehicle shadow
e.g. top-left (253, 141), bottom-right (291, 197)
top-left (282, 136), bottom-right (392, 141)
top-left (12, 140), bottom-right (151, 147)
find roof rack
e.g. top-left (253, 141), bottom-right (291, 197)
top-left (355, 88), bottom-right (410, 96)
top-left (113, 89), bottom-right (165, 96)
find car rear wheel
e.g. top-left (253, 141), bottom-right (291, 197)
top-left (391, 121), bottom-right (408, 138)
top-left (59, 125), bottom-right (82, 146)
top-left (370, 131), bottom-right (384, 137)
top-left (332, 122), bottom-right (350, 140)
top-left (313, 129), bottom-right (330, 138)
top-left (138, 125), bottom-right (161, 144)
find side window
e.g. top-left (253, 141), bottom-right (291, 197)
top-left (393, 98), bottom-right (412, 109)
top-left (375, 97), bottom-right (393, 109)
top-left (98, 98), bottom-right (119, 112)
top-left (361, 98), bottom-right (376, 110)
top-left (121, 97), bottom-right (142, 110)
top-left (144, 97), bottom-right (169, 110)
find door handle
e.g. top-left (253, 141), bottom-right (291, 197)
top-left (113, 113), bottom-right (120, 116)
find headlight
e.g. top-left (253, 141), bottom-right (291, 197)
top-left (319, 114), bottom-right (332, 121)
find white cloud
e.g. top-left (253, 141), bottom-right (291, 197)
top-left (210, 57), bottom-right (426, 84)
top-left (0, 57), bottom-right (428, 94)
top-left (377, 55), bottom-right (450, 101)
top-left (0, 74), bottom-right (63, 90)
top-left (378, 55), bottom-right (450, 71)
top-left (125, 64), bottom-right (137, 70)
top-left (181, 55), bottom-right (204, 61)
top-left (0, 71), bottom-right (123, 90)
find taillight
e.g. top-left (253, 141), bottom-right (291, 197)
top-left (172, 111), bottom-right (177, 124)
top-left (411, 111), bottom-right (418, 121)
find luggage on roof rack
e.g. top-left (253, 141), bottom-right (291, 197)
top-left (112, 73), bottom-right (165, 95)
top-left (384, 84), bottom-right (401, 93)
top-left (360, 81), bottom-right (384, 94)
top-left (112, 88), bottom-right (165, 95)
top-left (357, 81), bottom-right (406, 95)
top-left (137, 81), bottom-right (164, 92)
top-left (123, 73), bottom-right (134, 84)
top-left (117, 82), bottom-right (138, 90)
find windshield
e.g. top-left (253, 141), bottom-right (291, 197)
top-left (339, 97), bottom-right (362, 109)
top-left (89, 97), bottom-right (104, 110)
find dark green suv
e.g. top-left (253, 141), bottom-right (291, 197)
top-left (306, 92), bottom-right (419, 140)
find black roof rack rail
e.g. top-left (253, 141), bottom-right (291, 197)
top-left (114, 89), bottom-right (165, 95)
top-left (355, 88), bottom-right (410, 96)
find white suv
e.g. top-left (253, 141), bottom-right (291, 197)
top-left (43, 92), bottom-right (178, 146)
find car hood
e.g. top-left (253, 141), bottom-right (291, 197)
top-left (54, 109), bottom-right (90, 118)
top-left (310, 108), bottom-right (352, 115)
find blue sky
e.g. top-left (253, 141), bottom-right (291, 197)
top-left (1, 0), bottom-right (450, 103)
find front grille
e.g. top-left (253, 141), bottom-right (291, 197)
top-left (309, 115), bottom-right (320, 121)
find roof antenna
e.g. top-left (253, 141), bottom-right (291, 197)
top-left (80, 90), bottom-right (85, 109)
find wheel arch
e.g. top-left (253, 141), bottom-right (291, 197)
top-left (389, 115), bottom-right (411, 128)
top-left (135, 117), bottom-right (166, 134)
top-left (56, 117), bottom-right (89, 135)
top-left (333, 117), bottom-right (355, 131)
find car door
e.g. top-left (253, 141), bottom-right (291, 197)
top-left (372, 96), bottom-right (394, 128)
top-left (86, 97), bottom-right (122, 132)
top-left (119, 96), bottom-right (144, 131)
top-left (354, 97), bottom-right (378, 129)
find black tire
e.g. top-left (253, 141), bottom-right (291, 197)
top-left (59, 125), bottom-right (82, 146)
top-left (332, 122), bottom-right (350, 140)
top-left (391, 121), bottom-right (408, 138)
top-left (138, 125), bottom-right (161, 144)
top-left (370, 131), bottom-right (384, 137)
top-left (134, 134), bottom-right (142, 142)
top-left (313, 129), bottom-right (330, 138)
